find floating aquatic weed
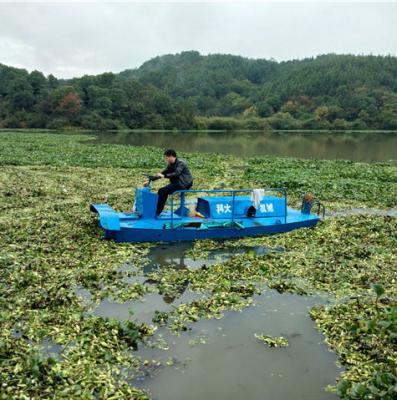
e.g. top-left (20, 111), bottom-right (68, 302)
top-left (310, 288), bottom-right (397, 399)
top-left (165, 357), bottom-right (175, 366)
top-left (1, 131), bottom-right (396, 399)
top-left (254, 334), bottom-right (289, 348)
top-left (268, 278), bottom-right (308, 295)
top-left (245, 156), bottom-right (397, 208)
top-left (188, 331), bottom-right (209, 347)
top-left (152, 311), bottom-right (169, 326)
top-left (143, 335), bottom-right (170, 351)
top-left (165, 291), bottom-right (255, 333)
top-left (133, 359), bottom-right (163, 382)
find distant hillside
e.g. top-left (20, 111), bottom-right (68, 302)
top-left (120, 51), bottom-right (397, 130)
top-left (0, 64), bottom-right (195, 130)
top-left (1, 51), bottom-right (397, 130)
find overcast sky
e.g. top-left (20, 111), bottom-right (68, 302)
top-left (0, 1), bottom-right (396, 78)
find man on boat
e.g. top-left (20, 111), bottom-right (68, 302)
top-left (152, 149), bottom-right (193, 216)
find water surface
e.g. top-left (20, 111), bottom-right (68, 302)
top-left (76, 242), bottom-right (341, 400)
top-left (134, 292), bottom-right (340, 400)
top-left (91, 130), bottom-right (397, 163)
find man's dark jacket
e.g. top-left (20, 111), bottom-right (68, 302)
top-left (162, 159), bottom-right (193, 188)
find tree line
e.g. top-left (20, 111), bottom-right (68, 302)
top-left (0, 65), bottom-right (195, 130)
top-left (1, 51), bottom-right (397, 130)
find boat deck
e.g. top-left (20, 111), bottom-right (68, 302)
top-left (118, 207), bottom-right (317, 230)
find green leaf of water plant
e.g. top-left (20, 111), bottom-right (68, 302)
top-left (371, 283), bottom-right (385, 298)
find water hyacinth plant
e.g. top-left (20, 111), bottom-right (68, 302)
top-left (0, 130), bottom-right (396, 399)
top-left (254, 334), bottom-right (289, 348)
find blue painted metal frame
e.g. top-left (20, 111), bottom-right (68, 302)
top-left (90, 186), bottom-right (322, 243)
top-left (169, 188), bottom-right (287, 229)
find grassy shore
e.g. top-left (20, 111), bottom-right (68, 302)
top-left (0, 131), bottom-right (396, 399)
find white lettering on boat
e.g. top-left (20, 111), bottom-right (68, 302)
top-left (216, 203), bottom-right (232, 214)
top-left (259, 203), bottom-right (274, 213)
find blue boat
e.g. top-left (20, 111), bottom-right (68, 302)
top-left (90, 184), bottom-right (324, 243)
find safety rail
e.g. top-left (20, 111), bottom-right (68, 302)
top-left (313, 200), bottom-right (326, 218)
top-left (169, 188), bottom-right (288, 229)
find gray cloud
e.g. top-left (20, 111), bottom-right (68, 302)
top-left (0, 1), bottom-right (396, 78)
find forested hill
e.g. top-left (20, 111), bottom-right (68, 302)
top-left (1, 51), bottom-right (397, 130)
top-left (120, 52), bottom-right (397, 130)
top-left (0, 63), bottom-right (195, 130)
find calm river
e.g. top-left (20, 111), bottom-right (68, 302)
top-left (92, 130), bottom-right (397, 163)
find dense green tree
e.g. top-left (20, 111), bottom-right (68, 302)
top-left (47, 74), bottom-right (59, 89)
top-left (29, 71), bottom-right (47, 95)
top-left (7, 76), bottom-right (35, 111)
top-left (256, 101), bottom-right (274, 117)
top-left (0, 53), bottom-right (397, 130)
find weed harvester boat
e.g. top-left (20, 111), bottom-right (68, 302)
top-left (90, 176), bottom-right (325, 243)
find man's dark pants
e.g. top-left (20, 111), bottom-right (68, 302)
top-left (156, 182), bottom-right (193, 216)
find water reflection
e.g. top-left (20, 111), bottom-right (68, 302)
top-left (144, 241), bottom-right (284, 274)
top-left (142, 242), bottom-right (283, 303)
top-left (91, 130), bottom-right (397, 163)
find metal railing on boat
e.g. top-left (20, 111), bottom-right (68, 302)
top-left (169, 188), bottom-right (287, 229)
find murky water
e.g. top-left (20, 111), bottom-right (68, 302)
top-left (92, 242), bottom-right (283, 324)
top-left (90, 130), bottom-right (397, 163)
top-left (39, 338), bottom-right (63, 361)
top-left (76, 243), bottom-right (341, 400)
top-left (134, 293), bottom-right (340, 400)
top-left (93, 291), bottom-right (206, 326)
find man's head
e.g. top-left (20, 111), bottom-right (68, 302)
top-left (164, 148), bottom-right (177, 164)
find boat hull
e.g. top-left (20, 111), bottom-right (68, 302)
top-left (97, 214), bottom-right (319, 243)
